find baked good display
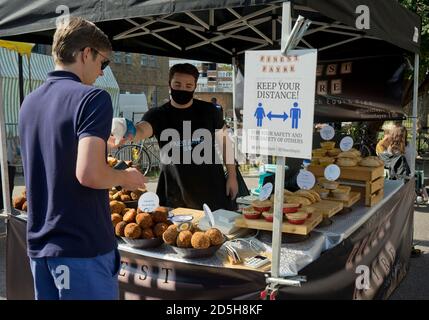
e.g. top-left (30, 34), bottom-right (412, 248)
top-left (191, 232), bottom-right (211, 249)
top-left (124, 223), bottom-right (142, 239)
top-left (359, 156), bottom-right (384, 167)
top-left (136, 212), bottom-right (154, 229)
top-left (312, 148), bottom-right (327, 157)
top-left (285, 212), bottom-right (308, 225)
top-left (251, 199), bottom-right (272, 213)
top-left (109, 188), bottom-right (145, 202)
top-left (319, 157), bottom-right (336, 166)
top-left (176, 230), bottom-right (193, 248)
top-left (111, 213), bottom-right (123, 227)
top-left (284, 195), bottom-right (312, 206)
top-left (242, 206), bottom-right (262, 219)
top-left (331, 186), bottom-right (351, 200)
top-left (153, 222), bottom-right (169, 238)
top-left (152, 207), bottom-right (169, 223)
top-left (336, 157), bottom-right (358, 167)
top-left (321, 141), bottom-right (336, 150)
top-left (327, 148), bottom-right (341, 157)
top-left (294, 190), bottom-right (318, 203)
top-left (123, 209), bottom-right (137, 223)
top-left (141, 228), bottom-right (155, 239)
top-left (205, 228), bottom-right (224, 246)
top-left (115, 221), bottom-right (127, 237)
top-left (163, 225), bottom-right (179, 244)
top-left (110, 200), bottom-right (126, 214)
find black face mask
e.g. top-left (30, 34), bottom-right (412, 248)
top-left (170, 88), bottom-right (194, 105)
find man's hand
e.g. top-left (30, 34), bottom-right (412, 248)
top-left (226, 174), bottom-right (239, 200)
top-left (122, 167), bottom-right (147, 190)
top-left (107, 134), bottom-right (133, 148)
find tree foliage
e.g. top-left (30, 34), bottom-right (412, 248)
top-left (399, 0), bottom-right (429, 82)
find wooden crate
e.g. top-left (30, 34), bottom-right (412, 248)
top-left (308, 164), bottom-right (384, 207)
top-left (234, 212), bottom-right (323, 236)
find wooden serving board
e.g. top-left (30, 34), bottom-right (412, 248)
top-left (234, 212), bottom-right (323, 236)
top-left (324, 191), bottom-right (361, 208)
top-left (305, 199), bottom-right (344, 218)
top-left (171, 207), bottom-right (204, 223)
top-left (308, 164), bottom-right (384, 182)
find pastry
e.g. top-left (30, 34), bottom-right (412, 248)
top-left (191, 232), bottom-right (211, 249)
top-left (336, 157), bottom-right (358, 167)
top-left (110, 200), bottom-right (126, 214)
top-left (294, 190), bottom-right (317, 203)
top-left (124, 223), bottom-right (141, 239)
top-left (115, 221), bottom-right (127, 237)
top-left (205, 228), bottom-right (224, 246)
top-left (153, 222), bottom-right (169, 238)
top-left (111, 213), bottom-right (123, 227)
top-left (176, 230), bottom-right (193, 248)
top-left (327, 148), bottom-right (341, 157)
top-left (319, 157), bottom-right (336, 166)
top-left (163, 224), bottom-right (179, 244)
top-left (141, 228), bottom-right (155, 239)
top-left (359, 156), bottom-right (384, 167)
top-left (321, 141), bottom-right (336, 150)
top-left (123, 209), bottom-right (137, 223)
top-left (152, 207), bottom-right (169, 223)
top-left (322, 180), bottom-right (339, 190)
top-left (136, 212), bottom-right (154, 229)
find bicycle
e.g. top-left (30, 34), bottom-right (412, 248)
top-left (343, 123), bottom-right (377, 157)
top-left (114, 139), bottom-right (160, 176)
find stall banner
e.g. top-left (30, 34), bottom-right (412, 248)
top-left (242, 49), bottom-right (317, 159)
top-left (314, 55), bottom-right (406, 122)
top-left (6, 180), bottom-right (414, 300)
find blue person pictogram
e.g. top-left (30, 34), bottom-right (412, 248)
top-left (290, 102), bottom-right (301, 129)
top-left (254, 102), bottom-right (266, 127)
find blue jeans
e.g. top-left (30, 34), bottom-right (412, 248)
top-left (30, 249), bottom-right (120, 300)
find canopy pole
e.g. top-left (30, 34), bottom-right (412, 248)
top-left (269, 0), bottom-right (291, 287)
top-left (232, 55), bottom-right (239, 158)
top-left (410, 53), bottom-right (419, 176)
top-left (0, 72), bottom-right (12, 220)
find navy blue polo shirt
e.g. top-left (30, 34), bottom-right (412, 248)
top-left (19, 71), bottom-right (116, 258)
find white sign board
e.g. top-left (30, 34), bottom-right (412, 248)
top-left (297, 170), bottom-right (316, 190)
top-left (242, 49), bottom-right (318, 159)
top-left (340, 136), bottom-right (354, 151)
top-left (138, 192), bottom-right (159, 212)
top-left (320, 125), bottom-right (335, 141)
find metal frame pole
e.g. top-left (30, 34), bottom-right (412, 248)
top-left (410, 53), bottom-right (419, 176)
top-left (0, 72), bottom-right (12, 220)
top-left (232, 55), bottom-right (239, 158)
top-left (269, 0), bottom-right (292, 287)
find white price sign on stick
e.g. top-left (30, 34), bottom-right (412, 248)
top-left (320, 125), bottom-right (335, 141)
top-left (340, 136), bottom-right (354, 151)
top-left (138, 192), bottom-right (159, 212)
top-left (297, 170), bottom-right (316, 190)
top-left (324, 164), bottom-right (341, 181)
top-left (259, 183), bottom-right (273, 201)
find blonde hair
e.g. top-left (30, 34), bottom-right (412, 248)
top-left (52, 17), bottom-right (111, 65)
top-left (387, 126), bottom-right (407, 155)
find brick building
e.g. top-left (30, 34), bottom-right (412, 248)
top-left (109, 52), bottom-right (170, 108)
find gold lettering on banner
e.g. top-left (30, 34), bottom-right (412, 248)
top-left (317, 81), bottom-right (328, 95)
top-left (341, 62), bottom-right (352, 74)
top-left (326, 64), bottom-right (337, 75)
top-left (331, 79), bottom-right (342, 94)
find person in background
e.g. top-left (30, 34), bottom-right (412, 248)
top-left (378, 124), bottom-right (411, 179)
top-left (19, 17), bottom-right (146, 300)
top-left (211, 97), bottom-right (223, 111)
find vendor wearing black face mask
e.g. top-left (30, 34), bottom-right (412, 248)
top-left (126, 63), bottom-right (238, 210)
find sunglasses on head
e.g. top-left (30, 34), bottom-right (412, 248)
top-left (80, 47), bottom-right (110, 70)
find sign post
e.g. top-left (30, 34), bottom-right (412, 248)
top-left (242, 2), bottom-right (317, 294)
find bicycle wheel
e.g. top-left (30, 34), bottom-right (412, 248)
top-left (114, 144), bottom-right (151, 176)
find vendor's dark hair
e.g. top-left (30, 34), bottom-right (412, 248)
top-left (169, 63), bottom-right (200, 84)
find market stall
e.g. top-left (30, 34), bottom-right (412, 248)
top-left (0, 0), bottom-right (421, 300)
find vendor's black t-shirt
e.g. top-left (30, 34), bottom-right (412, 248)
top-left (143, 99), bottom-right (231, 210)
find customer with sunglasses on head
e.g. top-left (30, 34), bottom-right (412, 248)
top-left (19, 17), bottom-right (146, 300)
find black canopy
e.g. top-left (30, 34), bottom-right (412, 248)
top-left (0, 0), bottom-right (421, 121)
